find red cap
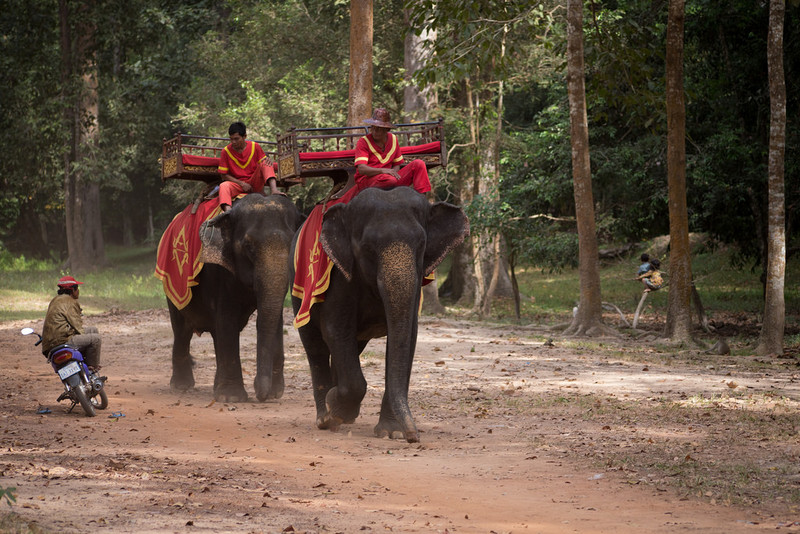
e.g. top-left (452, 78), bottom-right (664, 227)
top-left (57, 276), bottom-right (84, 288)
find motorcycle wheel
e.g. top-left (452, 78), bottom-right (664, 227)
top-left (91, 390), bottom-right (109, 410)
top-left (75, 386), bottom-right (96, 417)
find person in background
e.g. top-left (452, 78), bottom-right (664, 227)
top-left (637, 253), bottom-right (651, 277)
top-left (636, 258), bottom-right (663, 293)
top-left (41, 276), bottom-right (102, 370)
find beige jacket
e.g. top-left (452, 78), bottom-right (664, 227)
top-left (41, 294), bottom-right (84, 354)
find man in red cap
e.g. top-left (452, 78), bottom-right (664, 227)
top-left (41, 276), bottom-right (102, 369)
top-left (336, 108), bottom-right (431, 200)
top-left (216, 121), bottom-right (284, 213)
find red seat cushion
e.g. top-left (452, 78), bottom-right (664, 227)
top-left (182, 153), bottom-right (278, 171)
top-left (182, 154), bottom-right (219, 166)
top-left (296, 141), bottom-right (440, 161)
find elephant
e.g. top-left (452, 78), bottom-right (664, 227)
top-left (167, 194), bottom-right (303, 402)
top-left (290, 187), bottom-right (469, 442)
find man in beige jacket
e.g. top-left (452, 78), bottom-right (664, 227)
top-left (41, 276), bottom-right (102, 369)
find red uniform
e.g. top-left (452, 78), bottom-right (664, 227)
top-left (350, 133), bottom-right (431, 197)
top-left (216, 140), bottom-right (276, 206)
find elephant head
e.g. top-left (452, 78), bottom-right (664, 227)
top-left (197, 194), bottom-right (303, 400)
top-left (311, 187), bottom-right (469, 442)
top-left (320, 188), bottom-right (469, 285)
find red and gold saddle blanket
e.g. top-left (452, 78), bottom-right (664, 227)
top-left (292, 200), bottom-right (341, 328)
top-left (154, 195), bottom-right (243, 309)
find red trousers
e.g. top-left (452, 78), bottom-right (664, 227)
top-left (219, 163), bottom-right (276, 207)
top-left (343, 159), bottom-right (431, 203)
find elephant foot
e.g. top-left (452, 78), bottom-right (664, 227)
top-left (254, 374), bottom-right (284, 402)
top-left (170, 374), bottom-right (195, 393)
top-left (319, 388), bottom-right (359, 430)
top-left (317, 413), bottom-right (345, 431)
top-left (374, 417), bottom-right (419, 443)
top-left (213, 383), bottom-right (249, 402)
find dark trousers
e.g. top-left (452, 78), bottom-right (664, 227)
top-left (70, 326), bottom-right (101, 368)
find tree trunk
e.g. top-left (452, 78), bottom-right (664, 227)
top-left (402, 11), bottom-right (436, 122)
top-left (61, 0), bottom-right (104, 273)
top-left (664, 0), bottom-right (692, 341)
top-left (403, 11), bottom-right (444, 315)
top-left (480, 27), bottom-right (508, 318)
top-left (466, 79), bottom-right (486, 312)
top-left (562, 0), bottom-right (607, 337)
top-left (347, 0), bottom-right (373, 128)
top-left (757, 0), bottom-right (786, 356)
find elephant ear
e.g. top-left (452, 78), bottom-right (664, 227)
top-left (319, 203), bottom-right (354, 281)
top-left (199, 212), bottom-right (235, 274)
top-left (424, 202), bottom-right (470, 276)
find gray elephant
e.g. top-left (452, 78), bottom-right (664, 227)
top-left (167, 194), bottom-right (303, 402)
top-left (290, 187), bottom-right (469, 442)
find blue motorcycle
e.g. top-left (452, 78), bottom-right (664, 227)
top-left (21, 328), bottom-right (108, 417)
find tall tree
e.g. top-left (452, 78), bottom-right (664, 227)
top-left (757, 0), bottom-right (786, 356)
top-left (663, 0), bottom-right (693, 341)
top-left (60, 0), bottom-right (104, 272)
top-left (563, 0), bottom-right (607, 337)
top-left (403, 12), bottom-right (445, 314)
top-left (402, 12), bottom-right (436, 123)
top-left (348, 0), bottom-right (373, 127)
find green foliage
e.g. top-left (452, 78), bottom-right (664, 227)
top-left (406, 0), bottom-right (554, 90)
top-left (0, 249), bottom-right (56, 272)
top-left (0, 486), bottom-right (16, 507)
top-left (0, 0), bottom-right (67, 251)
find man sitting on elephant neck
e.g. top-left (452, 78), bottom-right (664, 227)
top-left (217, 122), bottom-right (285, 213)
top-left (334, 108), bottom-right (432, 201)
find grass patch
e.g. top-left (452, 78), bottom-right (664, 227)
top-left (0, 245), bottom-right (164, 321)
top-left (2, 239), bottom-right (798, 337)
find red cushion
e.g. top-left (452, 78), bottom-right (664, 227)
top-left (298, 149), bottom-right (356, 161)
top-left (181, 141), bottom-right (442, 168)
top-left (182, 154), bottom-right (219, 166)
top-left (296, 141), bottom-right (440, 162)
top-left (401, 141), bottom-right (441, 155)
top-left (182, 153), bottom-right (278, 171)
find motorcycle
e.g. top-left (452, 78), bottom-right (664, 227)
top-left (21, 328), bottom-right (109, 417)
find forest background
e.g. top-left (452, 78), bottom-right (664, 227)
top-left (1, 0), bottom-right (798, 331)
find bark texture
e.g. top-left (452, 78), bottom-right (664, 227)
top-left (562, 0), bottom-right (608, 337)
top-left (60, 0), bottom-right (104, 273)
top-left (664, 0), bottom-right (692, 341)
top-left (347, 0), bottom-right (373, 128)
top-left (757, 0), bottom-right (786, 356)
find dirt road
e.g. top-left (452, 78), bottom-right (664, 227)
top-left (1, 309), bottom-right (798, 533)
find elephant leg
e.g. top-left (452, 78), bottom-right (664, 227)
top-left (297, 323), bottom-right (335, 428)
top-left (211, 312), bottom-right (248, 402)
top-left (374, 310), bottom-right (420, 443)
top-left (168, 303), bottom-right (195, 392)
top-left (253, 346), bottom-right (284, 402)
top-left (321, 324), bottom-right (367, 430)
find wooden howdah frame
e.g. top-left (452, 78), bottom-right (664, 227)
top-left (160, 133), bottom-right (278, 183)
top-left (161, 119), bottom-right (447, 189)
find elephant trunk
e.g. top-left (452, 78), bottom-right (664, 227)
top-left (377, 241), bottom-right (421, 442)
top-left (253, 239), bottom-right (290, 401)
